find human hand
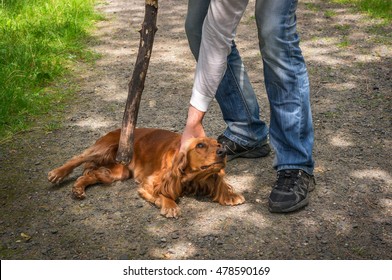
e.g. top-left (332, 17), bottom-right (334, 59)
top-left (180, 105), bottom-right (206, 152)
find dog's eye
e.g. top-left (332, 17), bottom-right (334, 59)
top-left (196, 143), bottom-right (205, 149)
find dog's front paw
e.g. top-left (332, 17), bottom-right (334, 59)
top-left (72, 185), bottom-right (86, 200)
top-left (156, 195), bottom-right (181, 218)
top-left (160, 205), bottom-right (181, 219)
top-left (221, 193), bottom-right (245, 206)
top-left (48, 168), bottom-right (69, 184)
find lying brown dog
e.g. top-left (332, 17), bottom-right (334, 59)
top-left (48, 128), bottom-right (245, 218)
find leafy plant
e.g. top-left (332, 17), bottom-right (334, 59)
top-left (0, 0), bottom-right (102, 138)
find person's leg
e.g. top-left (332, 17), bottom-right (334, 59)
top-left (256, 0), bottom-right (314, 174)
top-left (255, 0), bottom-right (315, 212)
top-left (185, 0), bottom-right (269, 150)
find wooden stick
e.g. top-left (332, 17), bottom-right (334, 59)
top-left (116, 0), bottom-right (158, 165)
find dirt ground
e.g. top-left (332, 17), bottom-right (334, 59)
top-left (0, 0), bottom-right (391, 260)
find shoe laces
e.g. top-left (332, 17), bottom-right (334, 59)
top-left (275, 170), bottom-right (301, 192)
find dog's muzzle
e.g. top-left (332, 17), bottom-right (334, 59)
top-left (216, 147), bottom-right (227, 158)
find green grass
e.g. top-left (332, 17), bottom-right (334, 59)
top-left (337, 37), bottom-right (350, 48)
top-left (332, 0), bottom-right (392, 21)
top-left (304, 2), bottom-right (320, 12)
top-left (0, 0), bottom-right (102, 139)
top-left (324, 10), bottom-right (337, 18)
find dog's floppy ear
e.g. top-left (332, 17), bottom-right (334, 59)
top-left (155, 151), bottom-right (187, 201)
top-left (171, 151), bottom-right (187, 177)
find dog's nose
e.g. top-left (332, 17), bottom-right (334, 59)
top-left (216, 146), bottom-right (227, 158)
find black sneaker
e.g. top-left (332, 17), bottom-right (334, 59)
top-left (268, 169), bottom-right (315, 213)
top-left (217, 134), bottom-right (271, 161)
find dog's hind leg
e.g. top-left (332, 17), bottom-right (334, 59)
top-left (48, 147), bottom-right (99, 184)
top-left (72, 164), bottom-right (130, 199)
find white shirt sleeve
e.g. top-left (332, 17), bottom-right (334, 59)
top-left (190, 0), bottom-right (249, 112)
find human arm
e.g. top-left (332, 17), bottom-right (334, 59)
top-left (190, 0), bottom-right (249, 112)
top-left (181, 0), bottom-right (248, 147)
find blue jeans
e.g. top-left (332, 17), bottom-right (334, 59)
top-left (185, 0), bottom-right (314, 174)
